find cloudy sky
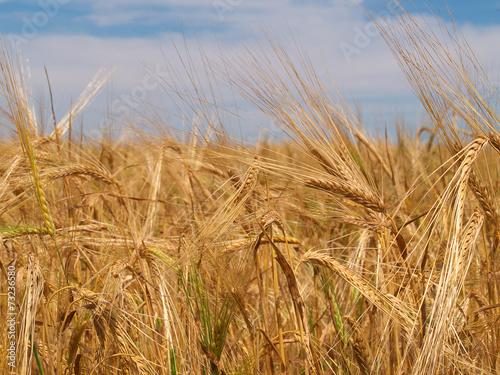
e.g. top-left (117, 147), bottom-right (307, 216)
top-left (0, 0), bottom-right (499, 138)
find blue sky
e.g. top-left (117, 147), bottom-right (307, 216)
top-left (1, 1), bottom-right (498, 37)
top-left (0, 0), bottom-right (499, 138)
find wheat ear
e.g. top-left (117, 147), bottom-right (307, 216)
top-left (299, 251), bottom-right (415, 330)
top-left (306, 178), bottom-right (385, 213)
top-left (47, 165), bottom-right (124, 194)
top-left (452, 140), bottom-right (499, 240)
top-left (453, 137), bottom-right (488, 234)
top-left (236, 156), bottom-right (261, 204)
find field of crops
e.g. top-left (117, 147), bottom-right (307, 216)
top-left (1, 4), bottom-right (500, 375)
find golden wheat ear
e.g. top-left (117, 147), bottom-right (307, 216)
top-left (48, 67), bottom-right (111, 141)
top-left (0, 40), bottom-right (67, 273)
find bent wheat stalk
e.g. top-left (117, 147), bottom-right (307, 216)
top-left (299, 250), bottom-right (416, 331)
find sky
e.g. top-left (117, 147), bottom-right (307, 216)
top-left (0, 0), bottom-right (499, 140)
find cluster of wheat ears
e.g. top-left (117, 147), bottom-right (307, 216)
top-left (1, 3), bottom-right (500, 375)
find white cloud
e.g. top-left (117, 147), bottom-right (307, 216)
top-left (12, 1), bottom-right (500, 136)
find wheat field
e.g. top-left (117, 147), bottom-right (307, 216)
top-left (1, 3), bottom-right (500, 375)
